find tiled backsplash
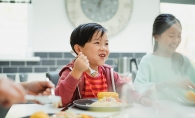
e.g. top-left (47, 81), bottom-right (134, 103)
top-left (0, 52), bottom-right (146, 73)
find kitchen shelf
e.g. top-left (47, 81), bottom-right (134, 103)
top-left (0, 57), bottom-right (41, 62)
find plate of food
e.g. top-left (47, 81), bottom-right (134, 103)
top-left (73, 92), bottom-right (133, 111)
top-left (174, 88), bottom-right (195, 106)
top-left (177, 90), bottom-right (195, 105)
top-left (23, 110), bottom-right (92, 118)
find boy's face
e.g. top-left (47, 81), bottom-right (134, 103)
top-left (80, 31), bottom-right (109, 67)
top-left (155, 22), bottom-right (182, 56)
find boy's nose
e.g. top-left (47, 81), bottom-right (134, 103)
top-left (100, 46), bottom-right (106, 50)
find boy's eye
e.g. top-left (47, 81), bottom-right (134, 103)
top-left (94, 42), bottom-right (99, 44)
top-left (169, 36), bottom-right (174, 38)
top-left (106, 43), bottom-right (109, 45)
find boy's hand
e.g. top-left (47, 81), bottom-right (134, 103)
top-left (71, 52), bottom-right (89, 79)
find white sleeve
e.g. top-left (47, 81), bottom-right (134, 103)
top-left (133, 59), bottom-right (155, 95)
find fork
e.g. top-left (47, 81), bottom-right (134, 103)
top-left (70, 50), bottom-right (99, 77)
top-left (46, 78), bottom-right (62, 107)
top-left (46, 78), bottom-right (55, 95)
top-left (188, 86), bottom-right (195, 91)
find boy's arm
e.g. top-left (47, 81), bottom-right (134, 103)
top-left (55, 69), bottom-right (80, 107)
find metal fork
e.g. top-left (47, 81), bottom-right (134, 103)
top-left (46, 78), bottom-right (55, 95)
top-left (46, 78), bottom-right (62, 107)
top-left (70, 50), bottom-right (99, 77)
top-left (188, 86), bottom-right (195, 92)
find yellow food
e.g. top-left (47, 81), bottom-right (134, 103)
top-left (186, 91), bottom-right (195, 101)
top-left (30, 111), bottom-right (49, 118)
top-left (30, 110), bottom-right (92, 118)
top-left (97, 92), bottom-right (119, 100)
top-left (54, 111), bottom-right (92, 118)
top-left (79, 114), bottom-right (92, 118)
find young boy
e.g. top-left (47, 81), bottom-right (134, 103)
top-left (55, 23), bottom-right (151, 107)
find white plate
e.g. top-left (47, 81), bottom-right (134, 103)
top-left (173, 88), bottom-right (195, 105)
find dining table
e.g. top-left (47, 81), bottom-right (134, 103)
top-left (5, 100), bottom-right (195, 118)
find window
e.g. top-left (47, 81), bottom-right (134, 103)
top-left (0, 0), bottom-right (32, 58)
top-left (160, 3), bottom-right (195, 67)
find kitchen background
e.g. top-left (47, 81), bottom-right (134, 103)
top-left (0, 0), bottom-right (194, 82)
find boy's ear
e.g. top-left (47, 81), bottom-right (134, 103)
top-left (154, 35), bottom-right (159, 41)
top-left (74, 44), bottom-right (81, 54)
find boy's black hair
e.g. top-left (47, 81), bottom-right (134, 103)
top-left (152, 14), bottom-right (185, 74)
top-left (70, 23), bottom-right (107, 54)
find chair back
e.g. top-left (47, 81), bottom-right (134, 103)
top-left (46, 71), bottom-right (60, 86)
top-left (132, 70), bottom-right (137, 83)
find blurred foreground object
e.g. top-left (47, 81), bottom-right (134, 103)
top-left (185, 91), bottom-right (195, 101)
top-left (30, 111), bottom-right (49, 118)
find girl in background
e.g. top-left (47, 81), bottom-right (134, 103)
top-left (134, 14), bottom-right (195, 99)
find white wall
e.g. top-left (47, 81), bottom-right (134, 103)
top-left (32, 0), bottom-right (160, 53)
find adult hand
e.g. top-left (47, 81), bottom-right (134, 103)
top-left (21, 81), bottom-right (54, 96)
top-left (0, 78), bottom-right (25, 108)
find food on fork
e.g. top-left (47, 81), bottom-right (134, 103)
top-left (185, 91), bottom-right (195, 101)
top-left (30, 111), bottom-right (49, 118)
top-left (97, 92), bottom-right (119, 100)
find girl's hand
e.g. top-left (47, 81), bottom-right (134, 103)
top-left (155, 78), bottom-right (195, 91)
top-left (140, 97), bottom-right (153, 107)
top-left (71, 52), bottom-right (89, 79)
top-left (145, 85), bottom-right (157, 99)
top-left (174, 78), bottom-right (195, 89)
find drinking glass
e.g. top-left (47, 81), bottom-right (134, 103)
top-left (6, 74), bottom-right (16, 81)
top-left (19, 73), bottom-right (28, 82)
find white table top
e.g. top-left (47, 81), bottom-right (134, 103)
top-left (5, 100), bottom-right (195, 118)
top-left (5, 104), bottom-right (62, 118)
top-left (5, 104), bottom-right (121, 118)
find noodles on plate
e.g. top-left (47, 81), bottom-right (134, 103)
top-left (89, 97), bottom-right (122, 107)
